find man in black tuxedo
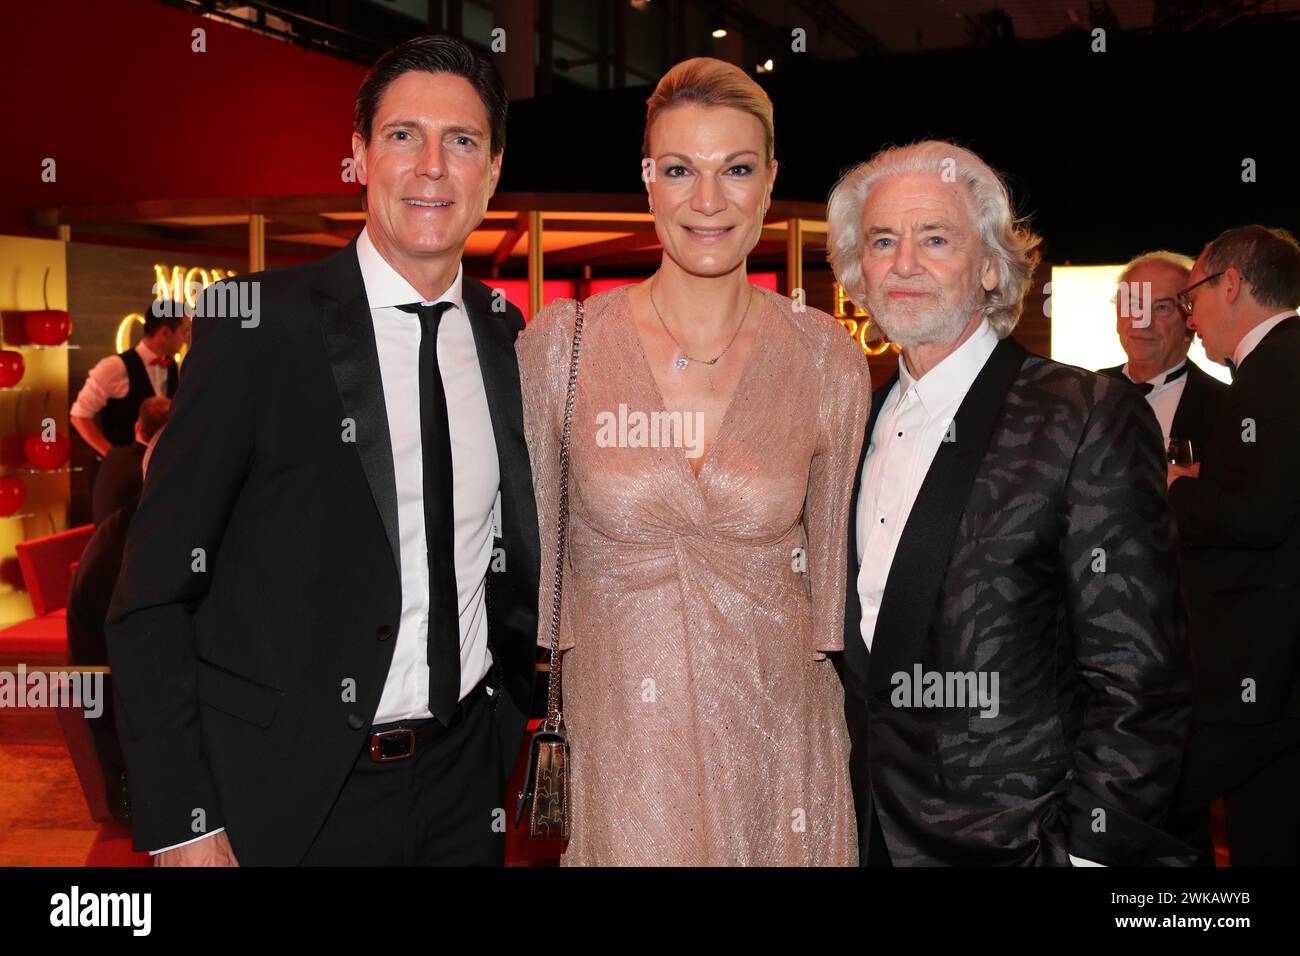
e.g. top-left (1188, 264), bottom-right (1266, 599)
top-left (827, 140), bottom-right (1192, 866)
top-left (91, 396), bottom-right (170, 524)
top-left (1098, 251), bottom-right (1227, 457)
top-left (106, 36), bottom-right (539, 866)
top-left (1168, 225), bottom-right (1300, 865)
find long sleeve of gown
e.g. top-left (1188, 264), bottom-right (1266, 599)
top-left (516, 298), bottom-right (579, 652)
top-left (804, 321), bottom-right (871, 657)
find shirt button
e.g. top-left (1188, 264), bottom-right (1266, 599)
top-left (879, 517), bottom-right (886, 524)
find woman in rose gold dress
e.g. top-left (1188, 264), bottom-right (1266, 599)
top-left (516, 58), bottom-right (869, 866)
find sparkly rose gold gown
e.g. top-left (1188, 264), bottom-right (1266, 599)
top-left (516, 285), bottom-right (869, 866)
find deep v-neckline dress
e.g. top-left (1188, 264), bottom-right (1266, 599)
top-left (517, 284), bottom-right (870, 865)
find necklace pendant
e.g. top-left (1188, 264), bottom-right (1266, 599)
top-left (674, 357), bottom-right (689, 370)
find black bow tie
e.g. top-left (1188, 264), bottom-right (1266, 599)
top-left (1131, 363), bottom-right (1188, 396)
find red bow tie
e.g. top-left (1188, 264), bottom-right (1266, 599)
top-left (148, 356), bottom-right (173, 367)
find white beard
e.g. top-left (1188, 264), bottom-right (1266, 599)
top-left (866, 284), bottom-right (985, 351)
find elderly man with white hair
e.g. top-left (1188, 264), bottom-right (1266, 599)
top-left (829, 140), bottom-right (1193, 866)
top-left (1098, 250), bottom-right (1227, 455)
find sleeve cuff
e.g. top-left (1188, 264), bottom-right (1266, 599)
top-left (149, 828), bottom-right (226, 856)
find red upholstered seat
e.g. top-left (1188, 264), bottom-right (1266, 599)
top-left (15, 524), bottom-right (94, 617)
top-left (0, 611), bottom-right (68, 661)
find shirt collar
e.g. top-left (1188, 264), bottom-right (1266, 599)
top-left (898, 318), bottom-right (1000, 415)
top-left (136, 341), bottom-right (159, 363)
top-left (356, 225), bottom-right (464, 314)
top-left (1233, 310), bottom-right (1298, 369)
top-left (1123, 358), bottom-right (1187, 389)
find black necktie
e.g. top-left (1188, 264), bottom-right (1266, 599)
top-left (396, 301), bottom-right (461, 725)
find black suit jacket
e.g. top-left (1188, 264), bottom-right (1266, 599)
top-left (92, 441), bottom-right (145, 525)
top-left (842, 337), bottom-right (1192, 865)
top-left (1170, 316), bottom-right (1300, 727)
top-left (105, 239), bottom-right (540, 862)
top-left (1097, 360), bottom-right (1228, 454)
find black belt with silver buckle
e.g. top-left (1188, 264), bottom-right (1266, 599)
top-left (367, 677), bottom-right (489, 763)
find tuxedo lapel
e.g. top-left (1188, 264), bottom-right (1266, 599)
top-left (866, 336), bottom-right (1028, 695)
top-left (461, 279), bottom-right (536, 550)
top-left (843, 370), bottom-right (900, 688)
top-left (1169, 362), bottom-right (1202, 442)
top-left (312, 239), bottom-right (402, 579)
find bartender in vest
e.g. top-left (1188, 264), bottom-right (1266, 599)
top-left (71, 300), bottom-right (187, 458)
top-left (1098, 250), bottom-right (1227, 455)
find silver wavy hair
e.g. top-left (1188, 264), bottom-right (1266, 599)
top-left (826, 140), bottom-right (1042, 339)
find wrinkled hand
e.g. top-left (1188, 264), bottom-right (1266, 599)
top-left (153, 831), bottom-right (239, 867)
top-left (1167, 462), bottom-right (1200, 487)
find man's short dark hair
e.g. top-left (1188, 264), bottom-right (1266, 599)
top-left (1204, 225), bottom-right (1300, 311)
top-left (137, 396), bottom-right (172, 442)
top-left (143, 300), bottom-right (184, 336)
top-left (354, 34), bottom-right (507, 156)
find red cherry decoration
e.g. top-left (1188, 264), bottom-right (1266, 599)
top-left (0, 477), bottom-right (25, 516)
top-left (0, 350), bottom-right (23, 387)
top-left (24, 310), bottom-right (72, 346)
top-left (24, 431), bottom-right (70, 470)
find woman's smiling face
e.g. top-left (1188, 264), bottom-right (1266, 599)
top-left (645, 104), bottom-right (777, 278)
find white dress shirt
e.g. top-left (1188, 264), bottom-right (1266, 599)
top-left (70, 340), bottom-right (171, 419)
top-left (1233, 310), bottom-right (1299, 369)
top-left (1122, 360), bottom-right (1189, 446)
top-left (150, 230), bottom-right (502, 855)
top-left (855, 318), bottom-right (1000, 651)
top-left (853, 318), bottom-right (1100, 867)
top-left (356, 226), bottom-right (499, 725)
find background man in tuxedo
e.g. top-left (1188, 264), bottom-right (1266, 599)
top-left (68, 426), bottom-right (169, 827)
top-left (91, 395), bottom-right (170, 523)
top-left (827, 140), bottom-right (1191, 866)
top-left (1098, 251), bottom-right (1227, 455)
top-left (1168, 225), bottom-right (1300, 865)
top-left (106, 35), bottom-right (539, 866)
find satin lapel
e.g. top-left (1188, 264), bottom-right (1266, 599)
top-left (866, 336), bottom-right (1028, 695)
top-left (1169, 364), bottom-right (1201, 441)
top-left (461, 279), bottom-right (533, 533)
top-left (843, 370), bottom-right (900, 686)
top-left (312, 239), bottom-right (401, 578)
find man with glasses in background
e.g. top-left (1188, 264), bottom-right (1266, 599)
top-left (1099, 251), bottom-right (1227, 458)
top-left (1167, 225), bottom-right (1300, 865)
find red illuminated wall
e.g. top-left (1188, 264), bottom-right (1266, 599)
top-left (0, 0), bottom-right (367, 235)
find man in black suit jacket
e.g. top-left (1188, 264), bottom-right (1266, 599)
top-left (1168, 225), bottom-right (1300, 865)
top-left (827, 140), bottom-right (1192, 866)
top-left (106, 36), bottom-right (539, 866)
top-left (1098, 251), bottom-right (1227, 457)
top-left (91, 396), bottom-right (170, 524)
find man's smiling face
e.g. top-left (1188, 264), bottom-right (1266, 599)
top-left (352, 70), bottom-right (501, 265)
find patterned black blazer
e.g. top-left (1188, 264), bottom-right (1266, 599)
top-left (841, 336), bottom-right (1193, 865)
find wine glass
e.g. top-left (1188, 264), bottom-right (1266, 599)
top-left (1167, 437), bottom-right (1194, 465)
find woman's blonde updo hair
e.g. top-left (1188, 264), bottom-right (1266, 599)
top-left (642, 57), bottom-right (774, 164)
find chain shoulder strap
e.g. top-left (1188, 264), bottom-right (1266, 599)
top-left (545, 299), bottom-right (584, 724)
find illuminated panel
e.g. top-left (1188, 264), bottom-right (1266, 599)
top-left (476, 279), bottom-right (576, 321)
top-left (1049, 265), bottom-right (1230, 384)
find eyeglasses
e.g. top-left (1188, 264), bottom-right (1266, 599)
top-left (1177, 272), bottom-right (1225, 316)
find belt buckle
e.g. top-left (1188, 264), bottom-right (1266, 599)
top-left (369, 727), bottom-right (416, 763)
